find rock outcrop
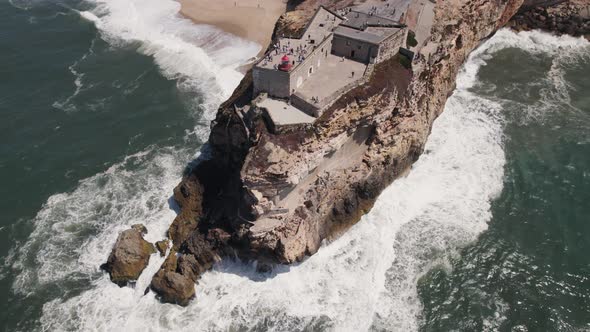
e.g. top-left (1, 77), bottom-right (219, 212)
top-left (155, 239), bottom-right (169, 257)
top-left (101, 224), bottom-right (156, 286)
top-left (150, 269), bottom-right (195, 306)
top-left (171, 0), bottom-right (527, 263)
top-left (103, 0), bottom-right (589, 305)
top-left (509, 0), bottom-right (590, 37)
top-left (148, 234), bottom-right (220, 305)
top-left (145, 0), bottom-right (528, 305)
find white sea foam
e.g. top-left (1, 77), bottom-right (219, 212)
top-left (11, 148), bottom-right (187, 293)
top-left (52, 37), bottom-right (97, 112)
top-left (469, 29), bottom-right (590, 123)
top-left (81, 0), bottom-right (259, 138)
top-left (13, 29), bottom-right (589, 331)
top-left (70, 0), bottom-right (260, 140)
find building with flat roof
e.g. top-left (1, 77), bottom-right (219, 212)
top-left (251, 5), bottom-right (408, 128)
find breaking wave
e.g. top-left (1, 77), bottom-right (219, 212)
top-left (72, 0), bottom-right (260, 140)
top-left (82, 0), bottom-right (260, 95)
top-left (11, 29), bottom-right (589, 331)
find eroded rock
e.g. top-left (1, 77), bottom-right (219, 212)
top-left (150, 270), bottom-right (195, 306)
top-left (155, 239), bottom-right (170, 257)
top-left (510, 0), bottom-right (590, 37)
top-left (131, 223), bottom-right (148, 235)
top-left (168, 175), bottom-right (204, 249)
top-left (102, 225), bottom-right (156, 286)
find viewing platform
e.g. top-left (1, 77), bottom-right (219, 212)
top-left (257, 7), bottom-right (343, 71)
top-left (251, 4), bottom-right (409, 130)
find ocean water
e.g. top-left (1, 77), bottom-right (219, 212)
top-left (0, 0), bottom-right (589, 330)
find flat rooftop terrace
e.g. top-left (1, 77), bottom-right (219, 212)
top-left (256, 7), bottom-right (342, 70)
top-left (334, 25), bottom-right (401, 45)
top-left (296, 54), bottom-right (367, 106)
top-left (351, 0), bottom-right (412, 21)
top-left (258, 98), bottom-right (316, 126)
top-left (341, 10), bottom-right (400, 30)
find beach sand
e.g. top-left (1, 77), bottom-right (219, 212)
top-left (180, 0), bottom-right (287, 55)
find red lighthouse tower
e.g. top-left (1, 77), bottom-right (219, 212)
top-left (278, 55), bottom-right (292, 71)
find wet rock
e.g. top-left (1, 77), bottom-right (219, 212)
top-left (168, 212), bottom-right (199, 249)
top-left (161, 249), bottom-right (179, 271)
top-left (102, 225), bottom-right (156, 286)
top-left (167, 174), bottom-right (205, 250)
top-left (155, 240), bottom-right (170, 257)
top-left (177, 254), bottom-right (203, 282)
top-left (510, 1), bottom-right (590, 37)
top-left (131, 223), bottom-right (148, 235)
top-left (150, 270), bottom-right (195, 306)
top-left (183, 232), bottom-right (220, 271)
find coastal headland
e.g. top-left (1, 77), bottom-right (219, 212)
top-left (103, 0), bottom-right (590, 305)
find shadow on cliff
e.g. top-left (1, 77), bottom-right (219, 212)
top-left (163, 142), bottom-right (213, 216)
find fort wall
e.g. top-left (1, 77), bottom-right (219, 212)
top-left (291, 92), bottom-right (320, 117)
top-left (253, 67), bottom-right (291, 98)
top-left (375, 28), bottom-right (407, 63)
top-left (331, 34), bottom-right (378, 63)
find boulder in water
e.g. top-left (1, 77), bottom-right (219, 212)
top-left (150, 270), bottom-right (195, 306)
top-left (101, 225), bottom-right (156, 286)
top-left (131, 223), bottom-right (148, 235)
top-left (155, 239), bottom-right (170, 257)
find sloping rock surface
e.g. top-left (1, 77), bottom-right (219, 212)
top-left (150, 269), bottom-right (195, 306)
top-left (102, 224), bottom-right (156, 286)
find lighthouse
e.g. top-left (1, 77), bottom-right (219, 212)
top-left (278, 55), bottom-right (292, 71)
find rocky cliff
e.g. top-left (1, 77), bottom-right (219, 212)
top-left (104, 0), bottom-right (588, 305)
top-left (509, 0), bottom-right (590, 37)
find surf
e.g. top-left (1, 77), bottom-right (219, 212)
top-left (76, 0), bottom-right (260, 140)
top-left (10, 25), bottom-right (590, 332)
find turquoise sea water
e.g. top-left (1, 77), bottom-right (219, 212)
top-left (1, 0), bottom-right (589, 330)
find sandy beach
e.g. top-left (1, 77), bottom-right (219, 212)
top-left (180, 0), bottom-right (287, 54)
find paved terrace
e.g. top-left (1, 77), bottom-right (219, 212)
top-left (258, 98), bottom-right (315, 126)
top-left (257, 7), bottom-right (342, 70)
top-left (334, 25), bottom-right (403, 45)
top-left (341, 10), bottom-right (400, 30)
top-left (296, 54), bottom-right (367, 106)
top-left (349, 0), bottom-right (412, 21)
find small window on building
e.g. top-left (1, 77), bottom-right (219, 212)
top-left (309, 67), bottom-right (313, 74)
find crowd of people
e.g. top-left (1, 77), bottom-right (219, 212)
top-left (262, 39), bottom-right (313, 70)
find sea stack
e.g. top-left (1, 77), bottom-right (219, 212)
top-left (101, 0), bottom-right (589, 306)
top-left (101, 224), bottom-right (156, 286)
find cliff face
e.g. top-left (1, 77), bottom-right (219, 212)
top-left (141, 0), bottom-right (549, 304)
top-left (211, 0), bottom-right (525, 264)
